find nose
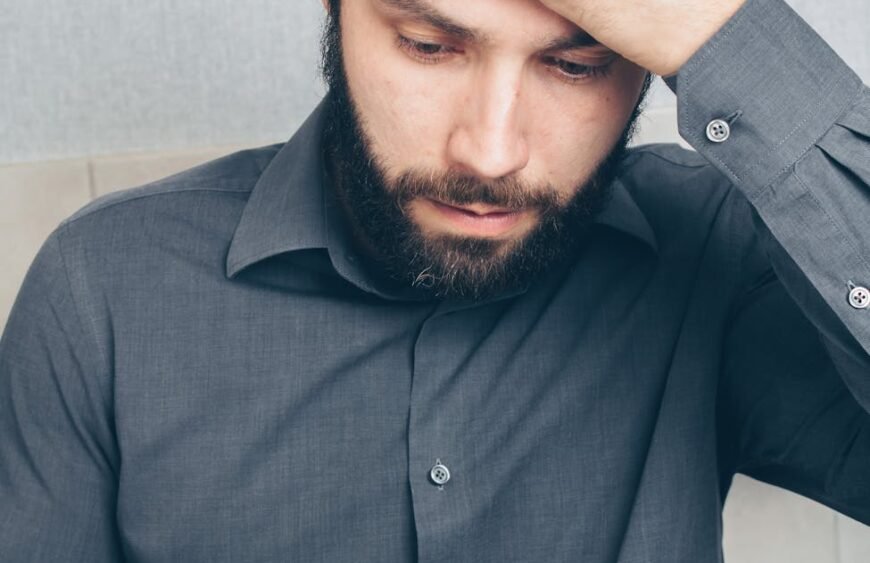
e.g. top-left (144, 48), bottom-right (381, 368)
top-left (446, 63), bottom-right (530, 181)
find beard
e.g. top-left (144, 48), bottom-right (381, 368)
top-left (320, 4), bottom-right (648, 301)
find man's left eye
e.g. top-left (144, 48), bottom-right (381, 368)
top-left (397, 35), bottom-right (456, 62)
top-left (542, 56), bottom-right (612, 82)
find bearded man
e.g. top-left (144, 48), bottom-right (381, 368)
top-left (1, 0), bottom-right (868, 561)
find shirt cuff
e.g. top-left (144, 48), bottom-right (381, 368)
top-left (673, 0), bottom-right (864, 199)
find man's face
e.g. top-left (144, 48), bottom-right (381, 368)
top-left (322, 0), bottom-right (648, 299)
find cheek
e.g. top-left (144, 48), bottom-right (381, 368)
top-left (338, 0), bottom-right (457, 174)
top-left (531, 64), bottom-right (645, 188)
top-left (343, 49), bottom-right (456, 175)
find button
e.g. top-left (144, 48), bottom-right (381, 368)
top-left (429, 460), bottom-right (451, 486)
top-left (706, 119), bottom-right (731, 143)
top-left (848, 285), bottom-right (870, 309)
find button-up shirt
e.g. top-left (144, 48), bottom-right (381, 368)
top-left (1, 0), bottom-right (869, 561)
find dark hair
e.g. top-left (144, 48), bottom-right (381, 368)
top-left (319, 0), bottom-right (343, 90)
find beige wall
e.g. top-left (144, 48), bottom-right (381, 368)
top-left (1, 108), bottom-right (868, 561)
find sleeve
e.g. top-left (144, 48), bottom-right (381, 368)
top-left (0, 230), bottom-right (122, 561)
top-left (670, 0), bottom-right (870, 520)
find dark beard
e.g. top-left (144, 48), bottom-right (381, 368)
top-left (320, 4), bottom-right (648, 301)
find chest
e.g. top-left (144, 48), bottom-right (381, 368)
top-left (110, 248), bottom-right (727, 562)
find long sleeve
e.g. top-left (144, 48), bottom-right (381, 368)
top-left (675, 0), bottom-right (869, 375)
top-left (672, 0), bottom-right (870, 521)
top-left (0, 230), bottom-right (121, 561)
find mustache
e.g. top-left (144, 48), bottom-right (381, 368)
top-left (391, 170), bottom-right (565, 212)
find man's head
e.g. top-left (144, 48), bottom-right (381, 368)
top-left (320, 0), bottom-right (649, 300)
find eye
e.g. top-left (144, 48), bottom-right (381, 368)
top-left (542, 55), bottom-right (612, 83)
top-left (397, 35), bottom-right (458, 63)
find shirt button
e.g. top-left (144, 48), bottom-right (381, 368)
top-left (706, 119), bottom-right (731, 143)
top-left (429, 460), bottom-right (451, 486)
top-left (848, 285), bottom-right (870, 309)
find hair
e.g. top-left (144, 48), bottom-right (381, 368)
top-left (319, 0), bottom-right (343, 90)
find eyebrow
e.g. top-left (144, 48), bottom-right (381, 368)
top-left (541, 31), bottom-right (602, 51)
top-left (377, 0), bottom-right (603, 51)
top-left (378, 0), bottom-right (480, 42)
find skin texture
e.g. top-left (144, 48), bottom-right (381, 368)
top-left (319, 0), bottom-right (655, 298)
top-left (320, 0), bottom-right (644, 299)
top-left (538, 0), bottom-right (748, 76)
top-left (337, 0), bottom-right (648, 240)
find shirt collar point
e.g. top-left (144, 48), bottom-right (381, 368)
top-left (595, 178), bottom-right (659, 254)
top-left (225, 100), bottom-right (331, 276)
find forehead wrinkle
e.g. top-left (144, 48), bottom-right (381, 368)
top-left (376, 0), bottom-right (484, 42)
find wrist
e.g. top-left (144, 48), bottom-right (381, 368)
top-left (657, 0), bottom-right (748, 76)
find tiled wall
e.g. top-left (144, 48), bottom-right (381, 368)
top-left (1, 109), bottom-right (868, 562)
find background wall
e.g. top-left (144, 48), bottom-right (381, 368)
top-left (1, 0), bottom-right (325, 163)
top-left (1, 0), bottom-right (868, 163)
top-left (1, 1), bottom-right (868, 561)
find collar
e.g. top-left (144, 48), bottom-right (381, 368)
top-left (596, 177), bottom-right (659, 253)
top-left (226, 99), bottom-right (658, 281)
top-left (226, 101), bottom-right (330, 278)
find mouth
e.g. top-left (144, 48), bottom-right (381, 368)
top-left (417, 198), bottom-right (533, 238)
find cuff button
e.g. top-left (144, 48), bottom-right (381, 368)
top-left (706, 119), bottom-right (731, 143)
top-left (848, 285), bottom-right (870, 310)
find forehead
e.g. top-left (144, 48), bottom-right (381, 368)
top-left (367, 0), bottom-right (589, 46)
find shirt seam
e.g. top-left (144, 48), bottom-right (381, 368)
top-left (744, 74), bottom-right (864, 201)
top-left (794, 171), bottom-right (870, 279)
top-left (62, 183), bottom-right (254, 229)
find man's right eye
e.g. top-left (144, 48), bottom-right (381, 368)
top-left (396, 35), bottom-right (458, 63)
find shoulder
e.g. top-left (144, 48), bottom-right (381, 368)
top-left (621, 143), bottom-right (728, 204)
top-left (54, 144), bottom-right (284, 257)
top-left (50, 143), bottom-right (285, 285)
top-left (617, 143), bottom-right (760, 275)
top-left (64, 144), bottom-right (282, 229)
top-left (620, 143), bottom-right (751, 240)
top-left (625, 143), bottom-right (710, 170)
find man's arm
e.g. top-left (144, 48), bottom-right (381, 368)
top-left (668, 0), bottom-right (870, 390)
top-left (0, 230), bottom-right (121, 561)
top-left (542, 0), bottom-right (870, 518)
top-left (540, 0), bottom-right (870, 404)
top-left (540, 1), bottom-right (868, 353)
top-left (674, 0), bottom-right (870, 523)
top-left (538, 0), bottom-right (747, 77)
top-left (717, 242), bottom-right (870, 524)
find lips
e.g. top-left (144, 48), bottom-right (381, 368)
top-left (435, 201), bottom-right (518, 216)
top-left (423, 198), bottom-right (530, 238)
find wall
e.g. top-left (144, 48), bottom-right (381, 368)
top-left (1, 0), bottom-right (868, 560)
top-left (1, 0), bottom-right (326, 163)
top-left (1, 0), bottom-right (868, 164)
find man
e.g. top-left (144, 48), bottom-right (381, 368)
top-left (1, 0), bottom-right (868, 561)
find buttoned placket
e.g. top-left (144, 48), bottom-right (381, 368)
top-left (406, 295), bottom-right (520, 561)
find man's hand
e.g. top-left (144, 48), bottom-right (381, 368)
top-left (538, 0), bottom-right (747, 76)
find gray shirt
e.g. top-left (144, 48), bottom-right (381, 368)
top-left (1, 0), bottom-right (869, 561)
